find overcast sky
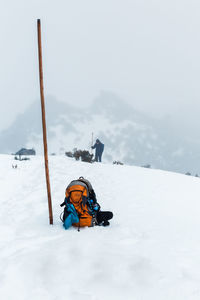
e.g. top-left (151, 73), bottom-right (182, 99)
top-left (1, 0), bottom-right (200, 133)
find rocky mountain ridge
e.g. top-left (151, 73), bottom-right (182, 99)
top-left (1, 91), bottom-right (199, 174)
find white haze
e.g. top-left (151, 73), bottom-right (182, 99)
top-left (0, 0), bottom-right (200, 141)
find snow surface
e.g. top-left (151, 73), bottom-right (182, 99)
top-left (1, 154), bottom-right (200, 299)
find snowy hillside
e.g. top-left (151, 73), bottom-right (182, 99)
top-left (1, 154), bottom-right (200, 299)
top-left (1, 91), bottom-right (200, 174)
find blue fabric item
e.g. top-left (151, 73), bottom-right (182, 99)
top-left (63, 203), bottom-right (79, 230)
top-left (93, 204), bottom-right (99, 211)
top-left (87, 199), bottom-right (100, 215)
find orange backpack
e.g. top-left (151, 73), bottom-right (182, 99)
top-left (65, 180), bottom-right (94, 227)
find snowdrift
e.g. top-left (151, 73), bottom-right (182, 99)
top-left (0, 154), bottom-right (200, 300)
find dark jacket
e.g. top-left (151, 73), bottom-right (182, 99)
top-left (91, 140), bottom-right (104, 155)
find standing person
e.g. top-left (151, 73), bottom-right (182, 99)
top-left (91, 139), bottom-right (104, 162)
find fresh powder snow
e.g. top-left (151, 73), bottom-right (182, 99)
top-left (0, 154), bottom-right (200, 299)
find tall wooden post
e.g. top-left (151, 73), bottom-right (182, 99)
top-left (37, 19), bottom-right (53, 225)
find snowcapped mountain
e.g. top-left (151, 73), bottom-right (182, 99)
top-left (1, 154), bottom-right (200, 299)
top-left (0, 91), bottom-right (200, 174)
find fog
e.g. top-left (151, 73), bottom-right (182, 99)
top-left (1, 0), bottom-right (200, 140)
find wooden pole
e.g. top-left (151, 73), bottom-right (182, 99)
top-left (37, 19), bottom-right (53, 225)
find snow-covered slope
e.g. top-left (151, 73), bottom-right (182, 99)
top-left (1, 91), bottom-right (200, 174)
top-left (1, 154), bottom-right (200, 299)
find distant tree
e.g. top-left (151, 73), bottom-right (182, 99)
top-left (142, 164), bottom-right (151, 168)
top-left (113, 161), bottom-right (123, 165)
top-left (65, 149), bottom-right (94, 163)
top-left (14, 156), bottom-right (30, 161)
top-left (73, 150), bottom-right (82, 161)
top-left (65, 151), bottom-right (73, 158)
top-left (73, 149), bottom-right (93, 163)
top-left (185, 172), bottom-right (191, 176)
